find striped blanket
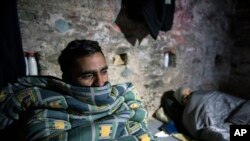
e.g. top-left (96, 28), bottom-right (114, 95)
top-left (0, 76), bottom-right (155, 141)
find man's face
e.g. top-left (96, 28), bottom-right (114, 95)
top-left (71, 52), bottom-right (109, 87)
top-left (182, 88), bottom-right (191, 105)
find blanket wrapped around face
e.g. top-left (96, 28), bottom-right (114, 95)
top-left (0, 76), bottom-right (155, 141)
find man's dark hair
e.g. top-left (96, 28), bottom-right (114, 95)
top-left (58, 39), bottom-right (103, 81)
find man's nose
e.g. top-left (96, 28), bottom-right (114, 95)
top-left (93, 74), bottom-right (104, 87)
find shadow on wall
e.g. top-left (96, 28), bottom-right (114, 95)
top-left (219, 80), bottom-right (250, 100)
top-left (115, 0), bottom-right (149, 46)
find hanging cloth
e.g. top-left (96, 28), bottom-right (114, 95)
top-left (124, 0), bottom-right (175, 39)
top-left (0, 0), bottom-right (26, 89)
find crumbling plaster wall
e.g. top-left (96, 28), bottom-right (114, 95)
top-left (18, 0), bottom-right (233, 117)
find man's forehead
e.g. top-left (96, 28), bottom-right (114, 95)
top-left (81, 65), bottom-right (108, 73)
top-left (74, 53), bottom-right (107, 72)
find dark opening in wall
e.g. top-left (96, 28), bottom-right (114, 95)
top-left (164, 51), bottom-right (176, 68)
top-left (113, 53), bottom-right (128, 66)
top-left (215, 54), bottom-right (223, 66)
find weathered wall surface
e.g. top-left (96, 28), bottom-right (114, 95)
top-left (18, 0), bottom-right (234, 117)
top-left (228, 0), bottom-right (250, 99)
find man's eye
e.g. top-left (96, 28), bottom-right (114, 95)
top-left (101, 69), bottom-right (108, 74)
top-left (81, 74), bottom-right (93, 79)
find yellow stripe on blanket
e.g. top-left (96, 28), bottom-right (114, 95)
top-left (49, 100), bottom-right (63, 109)
top-left (139, 133), bottom-right (150, 141)
top-left (54, 121), bottom-right (66, 129)
top-left (100, 125), bottom-right (112, 137)
top-left (0, 91), bottom-right (6, 102)
top-left (130, 103), bottom-right (139, 109)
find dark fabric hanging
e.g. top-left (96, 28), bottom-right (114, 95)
top-left (0, 0), bottom-right (26, 140)
top-left (124, 0), bottom-right (175, 39)
top-left (0, 0), bottom-right (26, 89)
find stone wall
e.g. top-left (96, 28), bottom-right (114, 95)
top-left (18, 0), bottom-right (234, 118)
top-left (228, 0), bottom-right (250, 99)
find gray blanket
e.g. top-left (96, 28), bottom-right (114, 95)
top-left (182, 90), bottom-right (248, 141)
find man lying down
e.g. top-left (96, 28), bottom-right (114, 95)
top-left (0, 39), bottom-right (155, 141)
top-left (174, 86), bottom-right (250, 141)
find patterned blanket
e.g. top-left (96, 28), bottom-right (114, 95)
top-left (0, 76), bottom-right (155, 141)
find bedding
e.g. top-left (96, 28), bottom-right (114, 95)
top-left (226, 100), bottom-right (250, 125)
top-left (182, 90), bottom-right (248, 141)
top-left (0, 76), bottom-right (154, 141)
